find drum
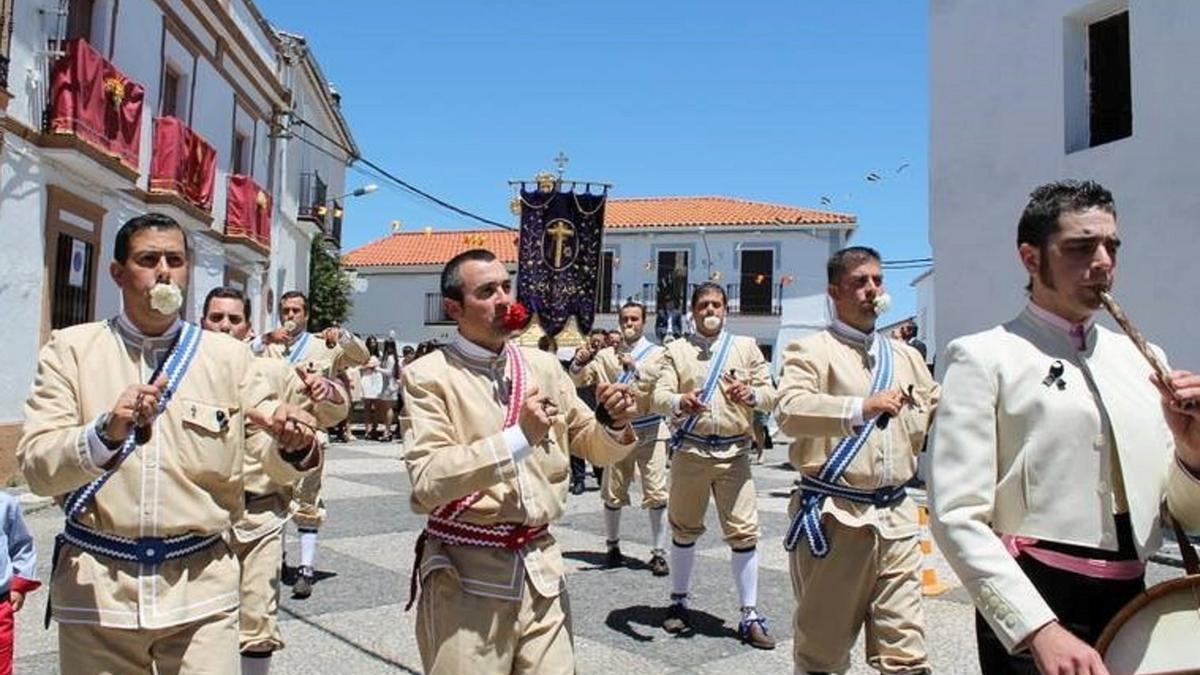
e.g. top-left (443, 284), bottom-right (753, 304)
top-left (1097, 517), bottom-right (1200, 675)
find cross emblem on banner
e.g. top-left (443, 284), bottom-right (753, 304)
top-left (546, 219), bottom-right (575, 268)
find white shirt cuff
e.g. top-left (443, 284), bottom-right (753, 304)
top-left (671, 394), bottom-right (683, 416)
top-left (86, 416), bottom-right (120, 468)
top-left (503, 425), bottom-right (533, 463)
top-left (249, 336), bottom-right (266, 355)
top-left (849, 397), bottom-right (865, 428)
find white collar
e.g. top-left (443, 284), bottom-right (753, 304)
top-left (689, 329), bottom-right (727, 349)
top-left (829, 316), bottom-right (875, 349)
top-left (115, 312), bottom-right (182, 346)
top-left (451, 330), bottom-right (506, 361)
top-left (620, 335), bottom-right (655, 354)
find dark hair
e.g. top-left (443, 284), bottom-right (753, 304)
top-left (202, 286), bottom-right (250, 318)
top-left (365, 335), bottom-right (380, 357)
top-left (589, 328), bottom-right (607, 337)
top-left (690, 282), bottom-right (726, 309)
top-left (1017, 180), bottom-right (1116, 250)
top-left (827, 246), bottom-right (882, 284)
top-left (619, 301), bottom-right (647, 321)
top-left (383, 338), bottom-right (398, 358)
top-left (537, 335), bottom-right (558, 353)
top-left (279, 290), bottom-right (307, 311)
top-left (114, 213), bottom-right (189, 264)
top-left (402, 345), bottom-right (415, 355)
top-left (441, 249), bottom-right (497, 301)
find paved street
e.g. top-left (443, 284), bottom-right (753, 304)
top-left (11, 438), bottom-right (1187, 674)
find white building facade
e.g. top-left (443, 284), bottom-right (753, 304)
top-left (0, 0), bottom-right (355, 474)
top-left (345, 196), bottom-right (856, 361)
top-left (931, 0), bottom-right (1200, 368)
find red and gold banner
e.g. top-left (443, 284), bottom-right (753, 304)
top-left (48, 37), bottom-right (145, 170)
top-left (226, 174), bottom-right (272, 248)
top-left (150, 116), bottom-right (217, 211)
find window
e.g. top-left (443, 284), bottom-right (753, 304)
top-left (598, 251), bottom-right (615, 312)
top-left (739, 249), bottom-right (774, 314)
top-left (425, 293), bottom-right (453, 324)
top-left (161, 68), bottom-right (180, 118)
top-left (656, 250), bottom-right (689, 310)
top-left (1088, 11), bottom-right (1131, 146)
top-left (232, 132), bottom-right (248, 175)
top-left (43, 187), bottom-right (104, 342)
top-left (65, 0), bottom-right (95, 43)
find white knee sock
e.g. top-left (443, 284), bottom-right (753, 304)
top-left (604, 506), bottom-right (622, 545)
top-left (648, 506), bottom-right (667, 554)
top-left (241, 653), bottom-right (272, 675)
top-left (299, 530), bottom-right (318, 569)
top-left (670, 542), bottom-right (696, 601)
top-left (731, 547), bottom-right (759, 612)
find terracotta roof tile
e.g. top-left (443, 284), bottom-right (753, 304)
top-left (343, 230), bottom-right (518, 268)
top-left (343, 196), bottom-right (854, 267)
top-left (606, 196), bottom-right (855, 228)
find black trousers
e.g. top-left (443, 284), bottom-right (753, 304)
top-left (976, 551), bottom-right (1144, 674)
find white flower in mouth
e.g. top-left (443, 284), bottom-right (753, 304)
top-left (872, 293), bottom-right (892, 315)
top-left (702, 315), bottom-right (722, 331)
top-left (149, 282), bottom-right (183, 316)
top-left (283, 320), bottom-right (297, 333)
top-left (622, 327), bottom-right (638, 340)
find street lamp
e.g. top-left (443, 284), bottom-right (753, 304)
top-left (317, 183), bottom-right (377, 218)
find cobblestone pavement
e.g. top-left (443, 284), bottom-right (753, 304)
top-left (11, 438), bottom-right (1187, 674)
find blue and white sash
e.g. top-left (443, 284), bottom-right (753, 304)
top-left (64, 322), bottom-right (203, 520)
top-left (286, 332), bottom-right (312, 365)
top-left (783, 336), bottom-right (894, 557)
top-left (669, 332), bottom-right (735, 452)
top-left (617, 341), bottom-right (657, 385)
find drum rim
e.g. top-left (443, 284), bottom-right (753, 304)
top-left (1096, 574), bottom-right (1200, 656)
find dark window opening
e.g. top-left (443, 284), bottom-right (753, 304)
top-left (1088, 11), bottom-right (1131, 147)
top-left (739, 250), bottom-right (774, 314)
top-left (162, 68), bottom-right (180, 118)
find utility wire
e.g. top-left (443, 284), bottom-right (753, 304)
top-left (290, 117), bottom-right (515, 231)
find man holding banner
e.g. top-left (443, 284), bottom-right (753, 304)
top-left (18, 214), bottom-right (321, 674)
top-left (776, 246), bottom-right (939, 675)
top-left (571, 300), bottom-right (671, 576)
top-left (402, 249), bottom-right (637, 674)
top-left (652, 282), bottom-right (778, 650)
top-left (253, 290), bottom-right (368, 599)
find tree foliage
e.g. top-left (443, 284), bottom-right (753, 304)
top-left (307, 237), bottom-right (353, 331)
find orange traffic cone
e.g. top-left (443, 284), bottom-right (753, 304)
top-left (917, 504), bottom-right (949, 596)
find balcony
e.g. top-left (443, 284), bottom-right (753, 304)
top-left (297, 171), bottom-right (328, 228)
top-left (425, 293), bottom-right (453, 325)
top-left (328, 199), bottom-right (343, 249)
top-left (596, 283), bottom-right (622, 313)
top-left (224, 174), bottom-right (271, 259)
top-left (41, 37), bottom-right (143, 188)
top-left (726, 282), bottom-right (782, 316)
top-left (1, 53), bottom-right (9, 92)
top-left (147, 116), bottom-right (216, 221)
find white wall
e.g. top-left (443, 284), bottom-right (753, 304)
top-left (347, 268), bottom-right (464, 343)
top-left (911, 268), bottom-right (935, 363)
top-left (931, 0), bottom-right (1200, 368)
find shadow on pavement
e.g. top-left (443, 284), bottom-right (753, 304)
top-left (562, 549), bottom-right (653, 573)
top-left (605, 604), bottom-right (737, 643)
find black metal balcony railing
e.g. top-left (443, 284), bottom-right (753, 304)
top-left (726, 282), bottom-right (783, 316)
top-left (329, 199), bottom-right (343, 248)
top-left (425, 293), bottom-right (453, 325)
top-left (297, 171), bottom-right (327, 225)
top-left (597, 283), bottom-right (621, 313)
top-left (0, 53), bottom-right (10, 91)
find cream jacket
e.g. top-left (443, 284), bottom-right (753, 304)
top-left (929, 307), bottom-right (1200, 652)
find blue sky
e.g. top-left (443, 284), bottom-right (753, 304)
top-left (257, 0), bottom-right (930, 320)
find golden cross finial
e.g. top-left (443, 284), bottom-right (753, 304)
top-left (553, 151), bottom-right (569, 177)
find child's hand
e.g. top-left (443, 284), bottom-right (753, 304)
top-left (10, 590), bottom-right (25, 612)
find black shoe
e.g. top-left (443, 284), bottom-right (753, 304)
top-left (569, 481), bottom-right (584, 495)
top-left (649, 553), bottom-right (669, 577)
top-left (293, 565), bottom-right (315, 599)
top-left (605, 545), bottom-right (624, 568)
top-left (663, 602), bottom-right (691, 634)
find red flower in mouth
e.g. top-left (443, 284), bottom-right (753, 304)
top-left (502, 301), bottom-right (530, 331)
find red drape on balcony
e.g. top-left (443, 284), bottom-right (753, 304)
top-left (48, 37), bottom-right (145, 170)
top-left (226, 174), bottom-right (272, 248)
top-left (150, 116), bottom-right (216, 211)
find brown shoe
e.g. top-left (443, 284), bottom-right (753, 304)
top-left (662, 602), bottom-right (691, 634)
top-left (738, 615), bottom-right (776, 650)
top-left (648, 553), bottom-right (669, 577)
